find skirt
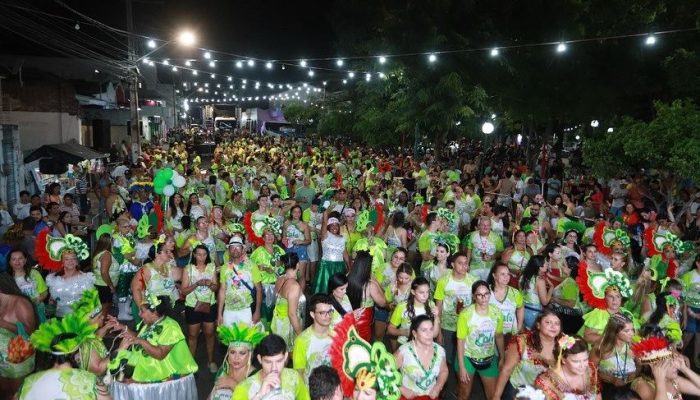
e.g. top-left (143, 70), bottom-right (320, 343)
top-left (111, 374), bottom-right (197, 400)
top-left (356, 307), bottom-right (374, 342)
top-left (311, 260), bottom-right (347, 295)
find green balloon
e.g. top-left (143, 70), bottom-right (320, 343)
top-left (160, 168), bottom-right (174, 180)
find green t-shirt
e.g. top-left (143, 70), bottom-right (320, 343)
top-left (456, 305), bottom-right (504, 359)
top-left (292, 327), bottom-right (332, 383)
top-left (232, 368), bottom-right (310, 400)
top-left (14, 269), bottom-right (48, 302)
top-left (463, 231), bottom-right (504, 270)
top-left (488, 287), bottom-right (523, 335)
top-left (220, 260), bottom-right (262, 311)
top-left (434, 272), bottom-right (477, 331)
top-left (390, 301), bottom-right (435, 344)
top-left (250, 245), bottom-right (286, 284)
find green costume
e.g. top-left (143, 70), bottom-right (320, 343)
top-left (232, 368), bottom-right (310, 400)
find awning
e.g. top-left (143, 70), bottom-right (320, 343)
top-left (24, 139), bottom-right (109, 164)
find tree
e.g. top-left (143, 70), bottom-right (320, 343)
top-left (583, 99), bottom-right (700, 183)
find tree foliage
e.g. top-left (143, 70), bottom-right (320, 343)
top-left (583, 100), bottom-right (700, 182)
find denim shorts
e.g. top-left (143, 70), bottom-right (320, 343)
top-left (287, 244), bottom-right (309, 261)
top-left (374, 306), bottom-right (390, 322)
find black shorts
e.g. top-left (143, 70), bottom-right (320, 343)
top-left (96, 285), bottom-right (113, 304)
top-left (185, 304), bottom-right (217, 324)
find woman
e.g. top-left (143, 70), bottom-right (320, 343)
top-left (52, 211), bottom-right (73, 237)
top-left (249, 223), bottom-right (286, 325)
top-left (131, 241), bottom-right (178, 321)
top-left (282, 205), bottom-right (312, 290)
top-left (580, 286), bottom-right (629, 347)
top-left (561, 227), bottom-right (582, 259)
top-left (271, 253), bottom-right (305, 354)
top-left (46, 250), bottom-right (96, 318)
top-left (0, 274), bottom-right (37, 399)
top-left (20, 313), bottom-right (109, 400)
top-left (501, 230), bottom-right (532, 287)
top-left (520, 255), bottom-right (551, 329)
top-left (389, 277), bottom-right (440, 345)
top-left (311, 210), bottom-right (350, 295)
top-left (395, 315), bottom-right (449, 400)
top-left (534, 336), bottom-right (601, 400)
top-left (209, 323), bottom-right (267, 400)
top-left (347, 250), bottom-right (387, 342)
top-left (544, 244), bottom-right (566, 289)
top-left (328, 272), bottom-right (353, 327)
top-left (166, 193), bottom-right (186, 232)
top-left (435, 252), bottom-right (477, 366)
top-left (6, 249), bottom-right (48, 322)
top-left (680, 254), bottom-right (700, 367)
top-left (180, 244), bottom-right (219, 374)
top-left (43, 182), bottom-right (63, 206)
top-left (209, 205), bottom-right (230, 265)
top-left (590, 313), bottom-right (637, 397)
top-left (645, 292), bottom-right (683, 348)
top-left (493, 309), bottom-right (562, 400)
top-left (93, 234), bottom-right (119, 321)
top-left (549, 256), bottom-right (584, 335)
top-left (488, 262), bottom-right (524, 339)
top-left (632, 349), bottom-right (700, 400)
top-left (179, 216), bottom-right (219, 268)
top-left (340, 208), bottom-right (362, 254)
top-left (186, 192), bottom-right (207, 220)
top-left (456, 280), bottom-right (505, 400)
top-left (424, 242), bottom-right (451, 293)
top-left (384, 211), bottom-right (408, 252)
top-left (108, 295), bottom-right (198, 399)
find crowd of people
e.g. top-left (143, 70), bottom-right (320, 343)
top-left (0, 132), bottom-right (699, 400)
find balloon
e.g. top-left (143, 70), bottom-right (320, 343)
top-left (172, 175), bottom-right (186, 188)
top-left (154, 185), bottom-right (164, 195)
top-left (163, 185), bottom-right (175, 197)
top-left (160, 168), bottom-right (174, 180)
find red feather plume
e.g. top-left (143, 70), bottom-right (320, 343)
top-left (243, 212), bottom-right (265, 247)
top-left (593, 221), bottom-right (611, 256)
top-left (35, 228), bottom-right (63, 272)
top-left (420, 204), bottom-right (429, 224)
top-left (576, 259), bottom-right (607, 309)
top-left (154, 202), bottom-right (164, 233)
top-left (644, 225), bottom-right (661, 257)
top-left (373, 202), bottom-right (384, 235)
top-left (666, 258), bottom-right (678, 279)
top-left (335, 172), bottom-right (342, 189)
top-left (631, 336), bottom-right (670, 358)
top-left (329, 312), bottom-right (359, 397)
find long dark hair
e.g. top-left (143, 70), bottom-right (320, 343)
top-left (328, 273), bottom-right (349, 316)
top-left (406, 277), bottom-right (434, 320)
top-left (347, 251), bottom-right (372, 309)
top-left (530, 308), bottom-right (562, 355)
top-left (408, 314), bottom-right (434, 341)
top-left (169, 193), bottom-right (185, 215)
top-left (520, 255), bottom-right (545, 290)
top-left (6, 248), bottom-right (32, 282)
top-left (646, 291), bottom-right (679, 328)
top-left (486, 262), bottom-right (509, 289)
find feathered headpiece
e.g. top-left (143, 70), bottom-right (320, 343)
top-left (227, 222), bottom-right (245, 235)
top-left (30, 314), bottom-right (98, 355)
top-left (434, 232), bottom-right (460, 255)
top-left (593, 222), bottom-right (630, 256)
top-left (631, 336), bottom-right (673, 365)
top-left (647, 230), bottom-right (693, 256)
top-left (70, 288), bottom-right (102, 319)
top-left (217, 323), bottom-right (267, 349)
top-left (329, 313), bottom-right (401, 400)
top-left (562, 220), bottom-right (586, 237)
top-left (243, 212), bottom-right (282, 247)
top-left (142, 291), bottom-right (162, 310)
top-left (137, 214), bottom-right (151, 239)
top-left (646, 255), bottom-right (670, 282)
top-left (576, 265), bottom-right (632, 309)
top-left (95, 223), bottom-right (114, 240)
top-left (436, 207), bottom-right (457, 226)
top-left (35, 229), bottom-right (90, 272)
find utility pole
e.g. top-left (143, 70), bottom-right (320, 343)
top-left (126, 0), bottom-right (141, 161)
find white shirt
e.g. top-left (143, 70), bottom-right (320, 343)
top-left (13, 202), bottom-right (31, 220)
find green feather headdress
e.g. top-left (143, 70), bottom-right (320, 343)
top-left (436, 208), bottom-right (457, 225)
top-left (31, 314), bottom-right (98, 355)
top-left (217, 323), bottom-right (267, 349)
top-left (434, 232), bottom-right (460, 255)
top-left (142, 291), bottom-right (163, 310)
top-left (70, 288), bottom-right (102, 319)
top-left (137, 214), bottom-right (151, 239)
top-left (562, 220), bottom-right (586, 236)
top-left (227, 222), bottom-right (245, 235)
top-left (356, 210), bottom-right (375, 232)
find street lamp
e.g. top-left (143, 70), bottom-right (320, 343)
top-left (178, 31), bottom-right (196, 46)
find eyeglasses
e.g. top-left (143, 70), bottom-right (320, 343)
top-left (475, 292), bottom-right (491, 298)
top-left (314, 309), bottom-right (334, 316)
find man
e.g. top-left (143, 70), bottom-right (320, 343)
top-left (295, 176), bottom-right (316, 210)
top-left (128, 188), bottom-right (153, 222)
top-left (293, 294), bottom-right (334, 383)
top-left (29, 195), bottom-right (47, 217)
top-left (308, 366), bottom-right (342, 400)
top-left (59, 194), bottom-right (81, 222)
top-left (73, 165), bottom-right (90, 215)
top-left (463, 217), bottom-right (504, 281)
top-left (218, 236), bottom-right (263, 326)
top-left (418, 211), bottom-right (441, 272)
top-left (30, 205), bottom-right (48, 236)
top-left (45, 202), bottom-right (61, 226)
top-left (12, 190), bottom-right (31, 221)
top-left (233, 334), bottom-right (310, 400)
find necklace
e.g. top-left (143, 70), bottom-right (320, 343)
top-left (561, 368), bottom-right (583, 392)
top-left (614, 343), bottom-right (629, 379)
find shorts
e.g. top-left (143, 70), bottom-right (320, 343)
top-left (185, 304), bottom-right (217, 324)
top-left (374, 306), bottom-right (390, 322)
top-left (456, 354), bottom-right (499, 378)
top-left (223, 308), bottom-right (252, 326)
top-left (687, 307), bottom-right (700, 333)
top-left (287, 244), bottom-right (309, 262)
top-left (96, 284), bottom-right (114, 304)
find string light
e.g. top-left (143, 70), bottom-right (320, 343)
top-left (210, 73), bottom-right (215, 78)
top-left (227, 76), bottom-right (232, 81)
top-left (490, 48), bottom-right (499, 57)
top-left (247, 59), bottom-right (255, 67)
top-left (308, 70), bottom-right (315, 77)
top-left (236, 61), bottom-right (243, 68)
top-left (266, 62), bottom-right (273, 69)
top-left (428, 53), bottom-right (437, 62)
top-left (336, 59), bottom-right (344, 66)
top-left (192, 70), bottom-right (197, 75)
top-left (556, 42), bottom-right (567, 53)
top-left (185, 60), bottom-right (192, 66)
top-left (378, 55), bottom-right (387, 64)
top-left (300, 59), bottom-right (307, 67)
top-left (645, 35), bottom-right (657, 45)
top-left (172, 66), bottom-right (177, 72)
top-left (365, 73), bottom-right (371, 81)
top-left (204, 51), bottom-right (211, 59)
top-left (147, 39), bottom-right (156, 49)
top-left (209, 61), bottom-right (215, 67)
top-left (163, 59), bottom-right (169, 65)
top-left (348, 71), bottom-right (355, 78)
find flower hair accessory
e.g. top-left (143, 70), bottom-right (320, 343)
top-left (558, 335), bottom-right (576, 350)
top-left (35, 229), bottom-right (90, 272)
top-left (142, 291), bottom-right (162, 309)
top-left (631, 336), bottom-right (673, 365)
top-left (153, 234), bottom-right (167, 247)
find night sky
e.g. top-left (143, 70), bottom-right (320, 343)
top-left (0, 0), bottom-right (336, 85)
